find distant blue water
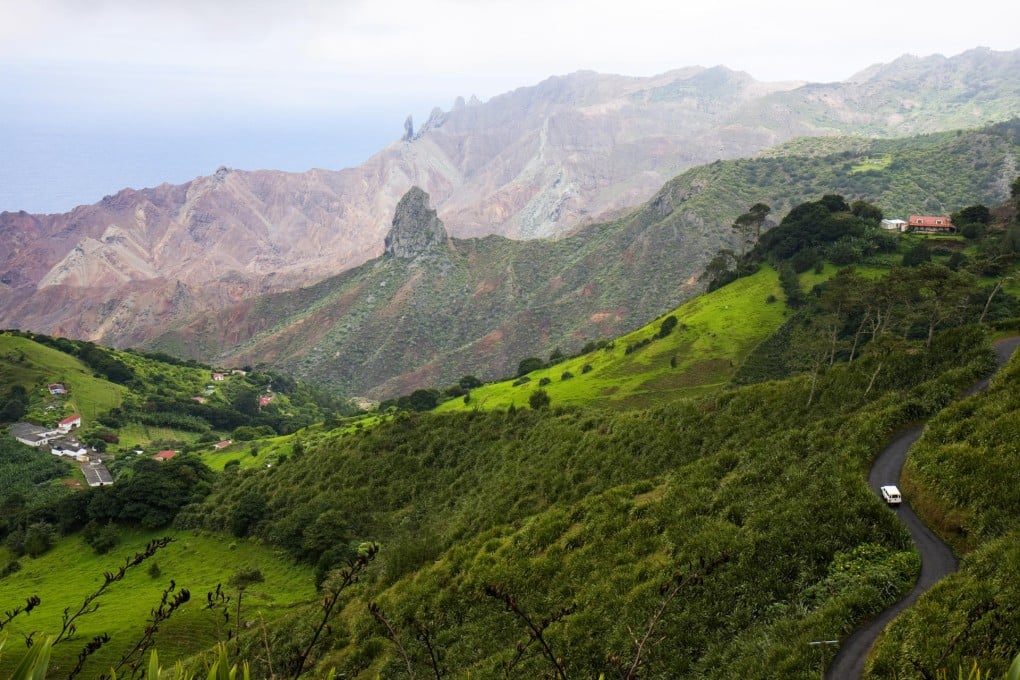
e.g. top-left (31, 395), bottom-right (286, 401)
top-left (0, 116), bottom-right (400, 215)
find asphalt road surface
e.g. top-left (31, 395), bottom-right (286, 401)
top-left (825, 336), bottom-right (1020, 680)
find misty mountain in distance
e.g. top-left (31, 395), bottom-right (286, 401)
top-left (1, 47), bottom-right (1018, 389)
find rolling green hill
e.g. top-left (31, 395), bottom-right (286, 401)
top-left (0, 529), bottom-right (315, 678)
top-left (435, 266), bottom-right (787, 412)
top-left (3, 180), bottom-right (1020, 679)
top-left (172, 320), bottom-right (1005, 678)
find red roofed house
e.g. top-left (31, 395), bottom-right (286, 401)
top-left (908, 215), bottom-right (955, 233)
top-left (58, 414), bottom-right (82, 432)
top-left (153, 450), bottom-right (178, 461)
top-left (213, 440), bottom-right (233, 449)
top-left (211, 372), bottom-right (226, 381)
top-left (48, 383), bottom-right (66, 395)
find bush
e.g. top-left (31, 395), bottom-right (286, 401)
top-left (528, 389), bottom-right (551, 410)
top-left (517, 357), bottom-right (545, 377)
top-left (538, 377), bottom-right (551, 387)
top-left (23, 521), bottom-right (57, 557)
top-left (902, 242), bottom-right (932, 267)
top-left (82, 520), bottom-right (121, 555)
top-left (561, 371), bottom-right (574, 380)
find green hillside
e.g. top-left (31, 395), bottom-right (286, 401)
top-left (174, 320), bottom-right (1005, 678)
top-left (141, 121), bottom-right (1020, 402)
top-left (0, 529), bottom-right (314, 678)
top-left (0, 333), bottom-right (129, 425)
top-left (4, 170), bottom-right (1020, 678)
top-left (436, 266), bottom-right (786, 412)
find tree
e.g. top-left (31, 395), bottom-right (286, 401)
top-left (820, 194), bottom-right (850, 213)
top-left (748, 202), bottom-right (771, 236)
top-left (529, 389), bottom-right (551, 410)
top-left (231, 387), bottom-right (260, 417)
top-left (657, 315), bottom-right (679, 338)
top-left (952, 204), bottom-right (991, 226)
top-left (517, 357), bottom-right (545, 377)
top-left (231, 491), bottom-right (268, 537)
top-left (732, 204), bottom-right (771, 255)
top-left (402, 389), bottom-right (440, 412)
top-left (897, 264), bottom-right (977, 348)
top-left (23, 521), bottom-right (57, 557)
top-left (902, 242), bottom-right (932, 267)
top-left (458, 375), bottom-right (483, 389)
top-left (851, 199), bottom-right (883, 222)
top-left (731, 214), bottom-right (756, 255)
top-left (700, 249), bottom-right (738, 291)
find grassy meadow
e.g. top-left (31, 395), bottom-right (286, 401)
top-left (0, 529), bottom-right (315, 677)
top-left (0, 334), bottom-right (128, 425)
top-left (437, 266), bottom-right (787, 412)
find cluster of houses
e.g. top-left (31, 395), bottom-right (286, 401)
top-left (6, 369), bottom-right (261, 489)
top-left (205, 370), bottom-right (274, 410)
top-left (9, 413), bottom-right (114, 487)
top-left (880, 215), bottom-right (956, 233)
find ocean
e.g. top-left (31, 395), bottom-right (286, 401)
top-left (0, 116), bottom-right (398, 215)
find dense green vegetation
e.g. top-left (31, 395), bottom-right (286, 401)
top-left (146, 121), bottom-right (1020, 401)
top-left (170, 319), bottom-right (998, 678)
top-left (4, 158), bottom-right (1020, 678)
top-left (0, 330), bottom-right (349, 453)
top-left (0, 529), bottom-right (315, 678)
top-left (867, 348), bottom-right (1020, 678)
top-left (434, 267), bottom-right (787, 411)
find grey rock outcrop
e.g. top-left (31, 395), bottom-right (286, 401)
top-left (383, 187), bottom-right (448, 259)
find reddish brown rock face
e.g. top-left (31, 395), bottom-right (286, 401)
top-left (2, 49), bottom-right (1018, 355)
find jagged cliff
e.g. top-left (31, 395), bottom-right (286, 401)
top-left (384, 187), bottom-right (449, 259)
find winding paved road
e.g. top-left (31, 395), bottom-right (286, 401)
top-left (825, 337), bottom-right (1020, 680)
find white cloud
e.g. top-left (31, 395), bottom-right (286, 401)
top-left (0, 0), bottom-right (1018, 120)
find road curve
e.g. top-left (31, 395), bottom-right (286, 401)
top-left (825, 336), bottom-right (1020, 680)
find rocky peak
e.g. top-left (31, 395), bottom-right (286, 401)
top-left (383, 187), bottom-right (448, 260)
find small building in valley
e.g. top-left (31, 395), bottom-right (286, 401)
top-left (58, 414), bottom-right (82, 432)
top-left (50, 438), bottom-right (88, 457)
top-left (907, 215), bottom-right (955, 233)
top-left (9, 422), bottom-right (57, 447)
top-left (880, 218), bottom-right (907, 232)
top-left (81, 461), bottom-right (114, 487)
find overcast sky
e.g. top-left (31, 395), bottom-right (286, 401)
top-left (1, 0), bottom-right (1018, 213)
top-left (3, 0), bottom-right (1019, 122)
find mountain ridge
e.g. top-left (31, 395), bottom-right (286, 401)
top-left (143, 120), bottom-right (1020, 398)
top-left (2, 47), bottom-right (1020, 355)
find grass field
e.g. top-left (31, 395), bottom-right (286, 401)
top-left (0, 334), bottom-right (128, 425)
top-left (0, 529), bottom-right (315, 677)
top-left (850, 154), bottom-right (892, 173)
top-left (437, 266), bottom-right (787, 412)
top-left (199, 434), bottom-right (293, 471)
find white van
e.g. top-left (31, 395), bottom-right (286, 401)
top-left (880, 485), bottom-right (902, 505)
